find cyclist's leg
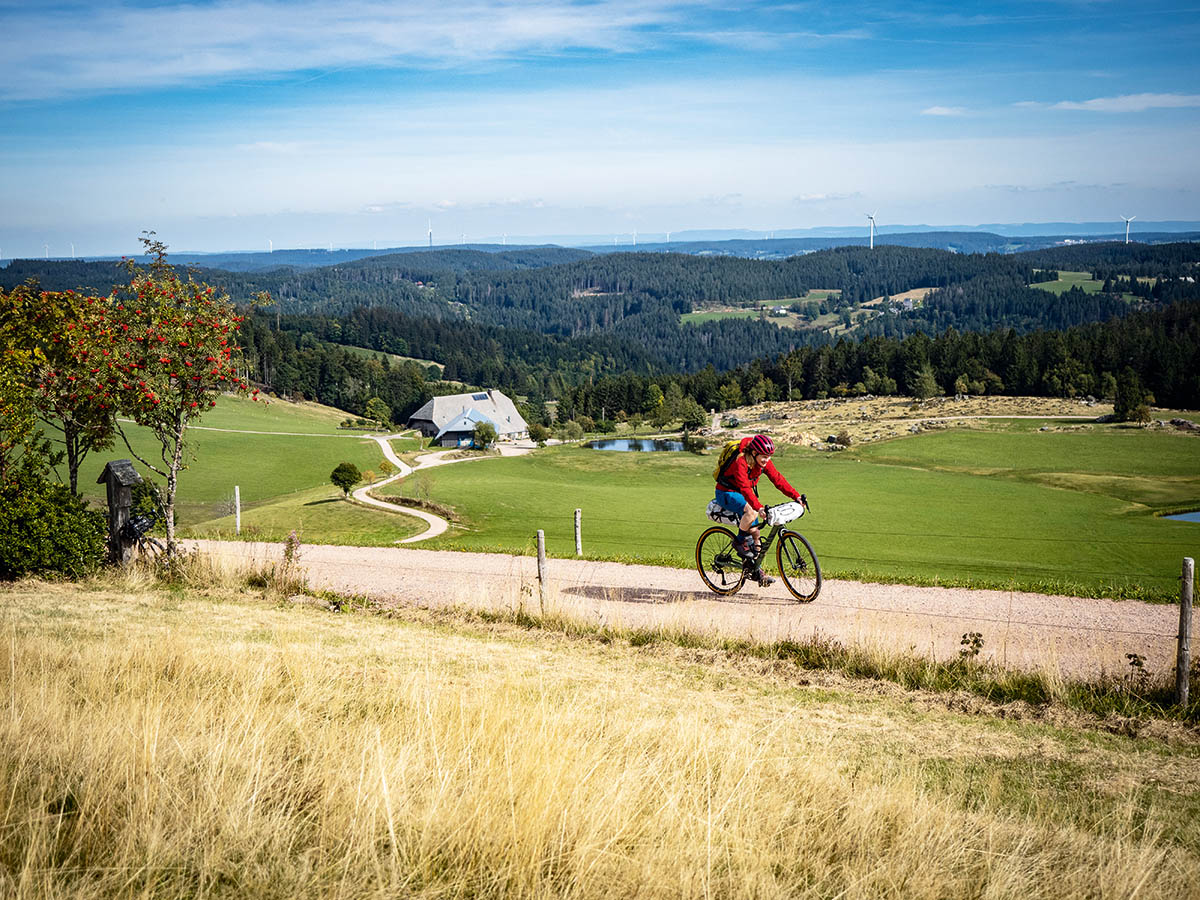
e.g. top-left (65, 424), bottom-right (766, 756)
top-left (716, 490), bottom-right (757, 558)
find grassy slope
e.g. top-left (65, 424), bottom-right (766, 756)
top-left (2, 578), bottom-right (1197, 897)
top-left (72, 394), bottom-right (421, 536)
top-left (378, 423), bottom-right (1200, 600)
top-left (1030, 270), bottom-right (1104, 294)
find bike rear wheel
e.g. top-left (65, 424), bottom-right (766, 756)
top-left (776, 530), bottom-right (821, 602)
top-left (695, 525), bottom-right (748, 595)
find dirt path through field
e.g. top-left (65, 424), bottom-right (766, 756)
top-left (190, 539), bottom-right (1186, 681)
top-left (351, 435), bottom-right (535, 543)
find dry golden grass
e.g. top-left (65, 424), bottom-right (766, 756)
top-left (2, 574), bottom-right (1198, 899)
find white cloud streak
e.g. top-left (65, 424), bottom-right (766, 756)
top-left (1022, 93), bottom-right (1200, 112)
top-left (0, 0), bottom-right (695, 101)
top-left (921, 105), bottom-right (968, 116)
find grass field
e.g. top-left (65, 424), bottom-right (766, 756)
top-left (341, 343), bottom-right (444, 373)
top-left (1030, 270), bottom-right (1104, 294)
top-left (1031, 271), bottom-right (1158, 297)
top-left (3, 576), bottom-right (1197, 897)
top-left (680, 307), bottom-right (766, 325)
top-left (187, 482), bottom-right (425, 545)
top-left (71, 394), bottom-right (405, 528)
top-left (377, 421), bottom-right (1200, 600)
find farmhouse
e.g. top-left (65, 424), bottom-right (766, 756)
top-left (408, 389), bottom-right (528, 446)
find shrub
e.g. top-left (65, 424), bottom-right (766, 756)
top-left (528, 423), bottom-right (551, 446)
top-left (0, 464), bottom-right (107, 579)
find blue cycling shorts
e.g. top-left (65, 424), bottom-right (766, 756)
top-left (714, 490), bottom-right (750, 518)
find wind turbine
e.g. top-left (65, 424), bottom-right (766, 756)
top-left (666, 231), bottom-right (671, 243)
top-left (1121, 215), bottom-right (1136, 244)
top-left (70, 242), bottom-right (75, 259)
top-left (268, 239), bottom-right (273, 254)
top-left (866, 213), bottom-right (877, 250)
top-left (427, 219), bottom-right (433, 249)
top-left (44, 243), bottom-right (49, 259)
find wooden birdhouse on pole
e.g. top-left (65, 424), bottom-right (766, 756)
top-left (97, 459), bottom-right (142, 564)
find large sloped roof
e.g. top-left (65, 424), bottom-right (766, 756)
top-left (409, 389), bottom-right (527, 434)
top-left (435, 408), bottom-right (494, 440)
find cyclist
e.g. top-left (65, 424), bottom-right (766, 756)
top-left (713, 433), bottom-right (802, 585)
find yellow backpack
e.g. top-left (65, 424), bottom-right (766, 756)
top-left (712, 439), bottom-right (742, 483)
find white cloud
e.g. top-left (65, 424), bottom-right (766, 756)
top-left (1024, 93), bottom-right (1200, 112)
top-left (0, 0), bottom-right (693, 101)
top-left (794, 192), bottom-right (861, 203)
top-left (921, 105), bottom-right (968, 116)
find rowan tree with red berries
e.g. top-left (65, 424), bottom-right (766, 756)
top-left (103, 233), bottom-right (270, 554)
top-left (27, 285), bottom-right (118, 496)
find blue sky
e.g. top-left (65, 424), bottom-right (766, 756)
top-left (2, 0), bottom-right (1199, 256)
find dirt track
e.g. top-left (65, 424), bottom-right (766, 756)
top-left (190, 540), bottom-right (1186, 681)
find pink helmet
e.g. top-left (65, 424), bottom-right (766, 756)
top-left (747, 434), bottom-right (775, 456)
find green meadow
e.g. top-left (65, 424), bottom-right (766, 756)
top-left (341, 343), bottom-right (444, 373)
top-left (680, 308), bottom-right (764, 325)
top-left (378, 421), bottom-right (1200, 601)
top-left (1029, 269), bottom-right (1149, 302)
top-left (1030, 270), bottom-right (1103, 294)
top-left (72, 395), bottom-right (414, 539)
top-left (71, 394), bottom-right (1200, 599)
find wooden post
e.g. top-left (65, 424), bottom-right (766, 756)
top-left (234, 486), bottom-right (241, 536)
top-left (536, 529), bottom-right (546, 612)
top-left (1178, 557), bottom-right (1194, 707)
top-left (575, 508), bottom-right (582, 556)
top-left (97, 460), bottom-right (143, 564)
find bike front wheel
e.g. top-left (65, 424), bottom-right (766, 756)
top-left (776, 531), bottom-right (821, 602)
top-left (695, 526), bottom-right (748, 595)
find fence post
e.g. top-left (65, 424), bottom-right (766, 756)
top-left (234, 485), bottom-right (241, 536)
top-left (575, 508), bottom-right (582, 556)
top-left (1177, 557), bottom-right (1194, 707)
top-left (536, 529), bottom-right (546, 613)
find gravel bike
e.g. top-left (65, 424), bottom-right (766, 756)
top-left (121, 511), bottom-right (165, 562)
top-left (695, 496), bottom-right (821, 602)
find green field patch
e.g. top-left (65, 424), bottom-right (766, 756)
top-left (187, 393), bottom-right (353, 434)
top-left (680, 308), bottom-right (764, 325)
top-left (74, 396), bottom-right (390, 525)
top-left (1031, 270), bottom-right (1103, 294)
top-left (341, 343), bottom-right (444, 373)
top-left (377, 435), bottom-right (1197, 600)
top-left (856, 426), bottom-right (1200, 483)
top-left (187, 484), bottom-right (426, 545)
top-left (1027, 472), bottom-right (1200, 509)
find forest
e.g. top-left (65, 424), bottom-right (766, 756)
top-left (5, 240), bottom-right (1199, 423)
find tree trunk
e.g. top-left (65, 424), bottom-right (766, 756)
top-left (163, 414), bottom-right (187, 555)
top-left (64, 421), bottom-right (80, 496)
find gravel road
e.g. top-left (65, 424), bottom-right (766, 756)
top-left (190, 539), bottom-right (1187, 681)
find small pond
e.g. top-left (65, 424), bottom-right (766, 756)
top-left (1163, 511), bottom-right (1200, 523)
top-left (585, 438), bottom-right (685, 452)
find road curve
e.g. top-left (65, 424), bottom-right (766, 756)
top-left (352, 435), bottom-right (533, 544)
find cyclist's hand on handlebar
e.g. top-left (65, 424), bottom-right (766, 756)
top-left (799, 493), bottom-right (809, 510)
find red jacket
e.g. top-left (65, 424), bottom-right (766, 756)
top-left (716, 436), bottom-right (800, 511)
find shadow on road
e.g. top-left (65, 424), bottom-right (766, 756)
top-left (561, 584), bottom-right (794, 606)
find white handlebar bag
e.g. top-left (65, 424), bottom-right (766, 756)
top-left (766, 501), bottom-right (805, 526)
top-left (705, 500), bottom-right (741, 525)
